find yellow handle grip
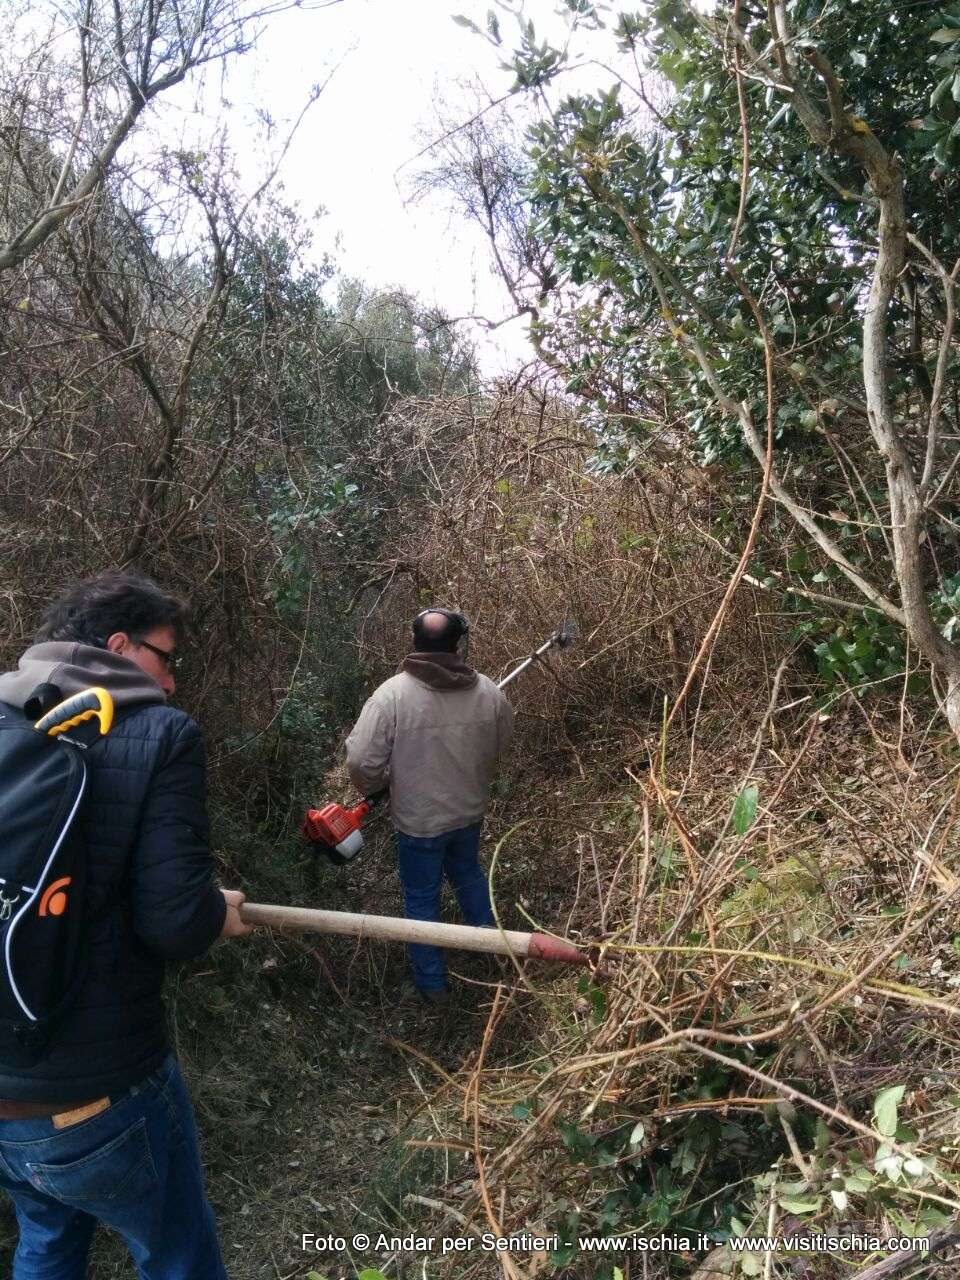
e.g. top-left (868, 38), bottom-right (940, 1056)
top-left (34, 687), bottom-right (115, 738)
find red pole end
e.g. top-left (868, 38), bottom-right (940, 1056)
top-left (527, 933), bottom-right (589, 966)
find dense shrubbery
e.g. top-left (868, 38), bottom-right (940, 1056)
top-left (349, 390), bottom-right (960, 1280)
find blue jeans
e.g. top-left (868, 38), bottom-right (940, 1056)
top-left (0, 1055), bottom-right (226, 1279)
top-left (396, 821), bottom-right (494, 991)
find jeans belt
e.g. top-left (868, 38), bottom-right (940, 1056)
top-left (0, 1096), bottom-right (111, 1124)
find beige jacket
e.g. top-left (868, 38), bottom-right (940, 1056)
top-left (345, 652), bottom-right (514, 837)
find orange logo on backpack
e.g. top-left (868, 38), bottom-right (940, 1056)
top-left (38, 878), bottom-right (71, 917)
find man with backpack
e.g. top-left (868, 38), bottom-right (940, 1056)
top-left (0, 571), bottom-right (250, 1279)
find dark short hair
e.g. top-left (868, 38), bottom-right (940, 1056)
top-left (411, 608), bottom-right (468, 654)
top-left (35, 572), bottom-right (186, 648)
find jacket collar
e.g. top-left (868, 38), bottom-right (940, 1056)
top-left (0, 642), bottom-right (167, 711)
top-left (398, 650), bottom-right (479, 691)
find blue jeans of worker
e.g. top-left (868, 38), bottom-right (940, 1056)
top-left (396, 821), bottom-right (494, 991)
top-left (0, 1054), bottom-right (226, 1280)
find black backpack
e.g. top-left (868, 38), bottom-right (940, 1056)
top-left (0, 686), bottom-right (114, 1066)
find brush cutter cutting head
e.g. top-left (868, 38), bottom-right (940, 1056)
top-left (554, 617), bottom-right (578, 649)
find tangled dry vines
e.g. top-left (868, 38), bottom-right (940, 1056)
top-left (353, 389), bottom-right (960, 1280)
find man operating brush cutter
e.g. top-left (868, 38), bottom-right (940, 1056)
top-left (344, 608), bottom-right (513, 1007)
top-left (304, 619), bottom-right (577, 869)
top-left (287, 619), bottom-right (584, 991)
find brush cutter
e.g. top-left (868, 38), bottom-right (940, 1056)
top-left (302, 619), bottom-right (577, 866)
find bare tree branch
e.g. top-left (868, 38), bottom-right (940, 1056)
top-left (0, 0), bottom-right (324, 273)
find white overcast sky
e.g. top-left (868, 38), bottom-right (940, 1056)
top-left (175, 0), bottom-right (610, 373)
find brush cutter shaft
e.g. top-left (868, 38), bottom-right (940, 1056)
top-left (241, 903), bottom-right (587, 966)
top-left (497, 637), bottom-right (560, 690)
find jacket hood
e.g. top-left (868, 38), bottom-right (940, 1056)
top-left (399, 650), bottom-right (480, 691)
top-left (0, 642), bottom-right (167, 713)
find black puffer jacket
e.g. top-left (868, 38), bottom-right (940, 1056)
top-left (0, 644), bottom-right (226, 1102)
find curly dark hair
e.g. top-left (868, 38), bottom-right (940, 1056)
top-left (35, 572), bottom-right (187, 648)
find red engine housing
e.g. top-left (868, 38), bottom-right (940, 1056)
top-left (301, 800), bottom-right (371, 863)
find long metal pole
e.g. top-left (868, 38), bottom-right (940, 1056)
top-left (496, 636), bottom-right (557, 690)
top-left (241, 902), bottom-right (588, 966)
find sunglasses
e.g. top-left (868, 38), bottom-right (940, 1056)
top-left (137, 639), bottom-right (181, 674)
